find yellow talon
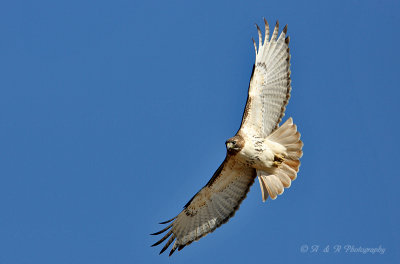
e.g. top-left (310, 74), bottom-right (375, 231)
top-left (273, 154), bottom-right (285, 167)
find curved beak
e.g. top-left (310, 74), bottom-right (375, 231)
top-left (226, 142), bottom-right (234, 150)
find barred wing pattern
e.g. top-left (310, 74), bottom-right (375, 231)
top-left (151, 157), bottom-right (256, 256)
top-left (240, 20), bottom-right (291, 137)
top-left (152, 19), bottom-right (294, 257)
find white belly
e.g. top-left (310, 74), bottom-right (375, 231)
top-left (238, 136), bottom-right (286, 171)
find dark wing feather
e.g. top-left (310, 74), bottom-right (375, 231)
top-left (151, 156), bottom-right (256, 256)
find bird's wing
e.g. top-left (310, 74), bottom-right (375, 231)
top-left (239, 20), bottom-right (291, 137)
top-left (151, 156), bottom-right (256, 256)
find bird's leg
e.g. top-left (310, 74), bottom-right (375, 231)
top-left (273, 154), bottom-right (285, 167)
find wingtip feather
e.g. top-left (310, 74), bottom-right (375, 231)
top-left (283, 24), bottom-right (288, 34)
top-left (255, 23), bottom-right (262, 47)
top-left (150, 222), bottom-right (173, 236)
top-left (159, 217), bottom-right (176, 224)
top-left (159, 235), bottom-right (176, 255)
top-left (252, 37), bottom-right (257, 54)
top-left (151, 230), bottom-right (173, 247)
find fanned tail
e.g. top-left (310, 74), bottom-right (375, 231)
top-left (258, 117), bottom-right (303, 202)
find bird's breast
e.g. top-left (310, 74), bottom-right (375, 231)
top-left (237, 136), bottom-right (279, 170)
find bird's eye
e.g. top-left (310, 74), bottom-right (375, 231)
top-left (232, 141), bottom-right (236, 144)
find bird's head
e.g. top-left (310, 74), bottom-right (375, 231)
top-left (225, 135), bottom-right (244, 154)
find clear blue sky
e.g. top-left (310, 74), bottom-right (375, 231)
top-left (1, 0), bottom-right (399, 263)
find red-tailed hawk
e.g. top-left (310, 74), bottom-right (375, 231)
top-left (151, 19), bottom-right (303, 256)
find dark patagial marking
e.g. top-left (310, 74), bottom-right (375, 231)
top-left (205, 159), bottom-right (226, 187)
top-left (184, 157), bottom-right (227, 208)
top-left (239, 64), bottom-right (255, 130)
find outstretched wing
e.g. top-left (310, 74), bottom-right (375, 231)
top-left (151, 156), bottom-right (256, 256)
top-left (239, 20), bottom-right (291, 137)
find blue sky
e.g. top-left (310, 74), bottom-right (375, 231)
top-left (1, 0), bottom-right (399, 263)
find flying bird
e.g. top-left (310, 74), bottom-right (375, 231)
top-left (151, 19), bottom-right (303, 256)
